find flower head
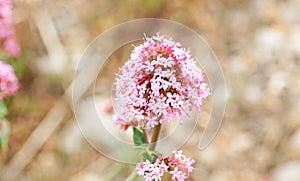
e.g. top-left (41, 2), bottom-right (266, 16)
top-left (136, 150), bottom-right (195, 181)
top-left (114, 34), bottom-right (210, 131)
top-left (0, 0), bottom-right (20, 57)
top-left (0, 60), bottom-right (19, 100)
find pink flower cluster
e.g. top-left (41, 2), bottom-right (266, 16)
top-left (0, 60), bottom-right (19, 100)
top-left (136, 150), bottom-right (195, 181)
top-left (114, 34), bottom-right (210, 131)
top-left (0, 0), bottom-right (20, 57)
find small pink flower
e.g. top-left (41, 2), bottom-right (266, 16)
top-left (0, 60), bottom-right (19, 100)
top-left (169, 167), bottom-right (187, 181)
top-left (166, 150), bottom-right (195, 180)
top-left (114, 34), bottom-right (210, 131)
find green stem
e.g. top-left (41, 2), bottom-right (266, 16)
top-left (125, 124), bottom-right (162, 180)
top-left (142, 128), bottom-right (149, 144)
top-left (1, 136), bottom-right (8, 156)
top-left (149, 124), bottom-right (161, 150)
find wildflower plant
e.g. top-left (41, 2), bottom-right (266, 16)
top-left (0, 0), bottom-right (20, 154)
top-left (0, 60), bottom-right (19, 154)
top-left (113, 34), bottom-right (210, 180)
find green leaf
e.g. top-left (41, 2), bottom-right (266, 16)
top-left (133, 127), bottom-right (146, 147)
top-left (0, 101), bottom-right (8, 119)
top-left (140, 148), bottom-right (162, 162)
top-left (141, 151), bottom-right (154, 162)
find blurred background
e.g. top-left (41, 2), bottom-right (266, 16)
top-left (1, 0), bottom-right (300, 180)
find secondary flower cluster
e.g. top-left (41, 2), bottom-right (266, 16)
top-left (114, 34), bottom-right (210, 131)
top-left (0, 60), bottom-right (19, 100)
top-left (136, 150), bottom-right (195, 181)
top-left (0, 0), bottom-right (20, 57)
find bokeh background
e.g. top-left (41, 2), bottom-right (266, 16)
top-left (1, 0), bottom-right (300, 180)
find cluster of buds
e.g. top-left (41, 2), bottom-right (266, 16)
top-left (136, 150), bottom-right (195, 181)
top-left (0, 60), bottom-right (19, 100)
top-left (113, 34), bottom-right (210, 131)
top-left (0, 0), bottom-right (20, 57)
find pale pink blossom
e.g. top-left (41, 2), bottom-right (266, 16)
top-left (0, 60), bottom-right (19, 100)
top-left (114, 34), bottom-right (210, 131)
top-left (3, 37), bottom-right (20, 57)
top-left (0, 23), bottom-right (13, 39)
top-left (0, 0), bottom-right (20, 57)
top-left (169, 167), bottom-right (187, 181)
top-left (0, 0), bottom-right (13, 24)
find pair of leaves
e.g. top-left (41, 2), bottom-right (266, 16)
top-left (132, 127), bottom-right (162, 162)
top-left (141, 149), bottom-right (162, 162)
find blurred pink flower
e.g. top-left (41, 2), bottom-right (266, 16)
top-left (136, 150), bottom-right (195, 181)
top-left (103, 102), bottom-right (113, 114)
top-left (0, 23), bottom-right (14, 39)
top-left (114, 34), bottom-right (210, 131)
top-left (0, 60), bottom-right (19, 100)
top-left (3, 37), bottom-right (20, 57)
top-left (112, 114), bottom-right (134, 131)
top-left (0, 0), bottom-right (20, 57)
